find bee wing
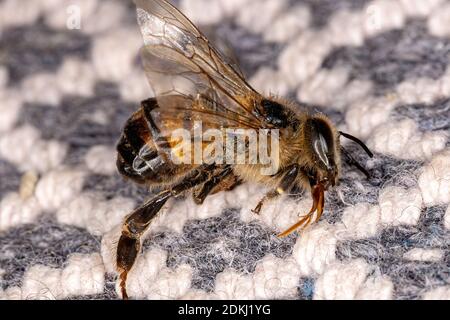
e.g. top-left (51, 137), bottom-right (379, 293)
top-left (135, 0), bottom-right (264, 138)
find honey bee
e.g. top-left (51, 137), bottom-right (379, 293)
top-left (115, 0), bottom-right (373, 299)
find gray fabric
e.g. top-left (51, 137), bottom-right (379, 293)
top-left (323, 20), bottom-right (450, 92)
top-left (337, 205), bottom-right (450, 299)
top-left (148, 209), bottom-right (296, 292)
top-left (0, 216), bottom-right (100, 290)
top-left (0, 22), bottom-right (91, 84)
top-left (0, 0), bottom-right (449, 300)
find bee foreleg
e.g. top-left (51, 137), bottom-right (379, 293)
top-left (252, 190), bottom-right (280, 215)
top-left (116, 166), bottom-right (212, 299)
top-left (252, 165), bottom-right (300, 215)
top-left (277, 183), bottom-right (325, 238)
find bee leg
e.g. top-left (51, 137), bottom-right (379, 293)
top-left (252, 190), bottom-right (279, 215)
top-left (277, 183), bottom-right (325, 238)
top-left (314, 186), bottom-right (325, 223)
top-left (252, 165), bottom-right (300, 215)
top-left (193, 166), bottom-right (233, 205)
top-left (116, 166), bottom-right (212, 299)
top-left (117, 190), bottom-right (171, 300)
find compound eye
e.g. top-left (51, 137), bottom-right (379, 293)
top-left (313, 132), bottom-right (330, 168)
top-left (309, 119), bottom-right (335, 171)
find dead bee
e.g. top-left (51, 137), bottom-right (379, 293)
top-left (115, 0), bottom-right (373, 299)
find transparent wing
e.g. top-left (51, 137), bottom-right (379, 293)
top-left (134, 0), bottom-right (264, 140)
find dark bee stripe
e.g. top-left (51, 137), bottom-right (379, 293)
top-left (117, 134), bottom-right (138, 166)
top-left (117, 99), bottom-right (159, 167)
top-left (123, 111), bottom-right (150, 154)
top-left (141, 98), bottom-right (173, 151)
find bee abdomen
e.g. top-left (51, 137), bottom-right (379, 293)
top-left (116, 99), bottom-right (167, 184)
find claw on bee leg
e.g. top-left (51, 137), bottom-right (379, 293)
top-left (252, 190), bottom-right (279, 215)
top-left (119, 270), bottom-right (129, 300)
top-left (277, 184), bottom-right (324, 238)
top-left (253, 166), bottom-right (300, 215)
top-left (252, 201), bottom-right (264, 215)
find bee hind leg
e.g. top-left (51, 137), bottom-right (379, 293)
top-left (116, 166), bottom-right (212, 299)
top-left (117, 190), bottom-right (172, 299)
top-left (252, 165), bottom-right (300, 215)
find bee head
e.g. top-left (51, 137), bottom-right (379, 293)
top-left (304, 116), bottom-right (339, 188)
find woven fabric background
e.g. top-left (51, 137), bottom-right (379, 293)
top-left (0, 0), bottom-right (449, 300)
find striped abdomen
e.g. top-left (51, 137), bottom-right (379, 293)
top-left (116, 98), bottom-right (189, 186)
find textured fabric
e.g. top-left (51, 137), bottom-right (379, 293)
top-left (0, 0), bottom-right (450, 300)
